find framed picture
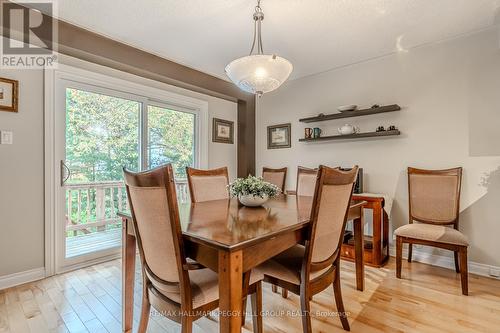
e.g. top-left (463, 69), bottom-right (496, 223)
top-left (212, 118), bottom-right (234, 144)
top-left (0, 77), bottom-right (18, 113)
top-left (267, 123), bottom-right (291, 149)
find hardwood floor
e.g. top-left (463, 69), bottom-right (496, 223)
top-left (1, 258), bottom-right (499, 333)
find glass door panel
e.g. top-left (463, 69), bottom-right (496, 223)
top-left (147, 105), bottom-right (196, 202)
top-left (64, 87), bottom-right (140, 258)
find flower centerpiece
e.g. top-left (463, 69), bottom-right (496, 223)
top-left (228, 175), bottom-right (280, 207)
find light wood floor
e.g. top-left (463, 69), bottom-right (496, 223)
top-left (1, 258), bottom-right (499, 333)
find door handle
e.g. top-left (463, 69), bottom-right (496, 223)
top-left (60, 160), bottom-right (70, 186)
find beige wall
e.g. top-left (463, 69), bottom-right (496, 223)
top-left (0, 68), bottom-right (45, 277)
top-left (0, 55), bottom-right (237, 277)
top-left (257, 27), bottom-right (500, 267)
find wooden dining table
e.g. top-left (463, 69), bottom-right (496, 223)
top-left (119, 195), bottom-right (366, 333)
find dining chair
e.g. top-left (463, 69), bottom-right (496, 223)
top-left (395, 167), bottom-right (469, 295)
top-left (262, 167), bottom-right (287, 192)
top-left (124, 164), bottom-right (262, 333)
top-left (275, 166), bottom-right (318, 297)
top-left (287, 166), bottom-right (318, 196)
top-left (258, 165), bottom-right (359, 332)
top-left (186, 166), bottom-right (229, 203)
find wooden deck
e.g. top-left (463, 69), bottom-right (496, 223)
top-left (66, 228), bottom-right (121, 258)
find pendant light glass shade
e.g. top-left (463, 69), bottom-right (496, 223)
top-left (225, 0), bottom-right (292, 96)
top-left (225, 54), bottom-right (293, 95)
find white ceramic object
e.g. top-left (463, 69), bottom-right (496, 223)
top-left (337, 104), bottom-right (357, 112)
top-left (238, 194), bottom-right (269, 207)
top-left (338, 124), bottom-right (360, 135)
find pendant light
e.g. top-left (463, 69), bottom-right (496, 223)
top-left (225, 0), bottom-right (293, 97)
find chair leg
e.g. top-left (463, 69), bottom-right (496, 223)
top-left (281, 288), bottom-right (289, 298)
top-left (300, 288), bottom-right (312, 333)
top-left (396, 236), bottom-right (403, 279)
top-left (137, 293), bottom-right (151, 333)
top-left (333, 267), bottom-right (350, 331)
top-left (181, 315), bottom-right (193, 333)
top-left (251, 282), bottom-right (263, 333)
top-left (241, 271), bottom-right (251, 327)
top-left (407, 243), bottom-right (413, 263)
top-left (459, 247), bottom-right (468, 295)
top-left (454, 251), bottom-right (460, 273)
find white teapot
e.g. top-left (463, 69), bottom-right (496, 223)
top-left (338, 124), bottom-right (359, 135)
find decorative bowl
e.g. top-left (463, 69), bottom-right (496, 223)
top-left (238, 194), bottom-right (269, 207)
top-left (337, 104), bottom-right (357, 112)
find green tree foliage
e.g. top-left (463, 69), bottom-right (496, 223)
top-left (65, 88), bottom-right (195, 182)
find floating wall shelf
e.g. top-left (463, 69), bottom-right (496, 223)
top-left (299, 104), bottom-right (401, 123)
top-left (299, 130), bottom-right (401, 142)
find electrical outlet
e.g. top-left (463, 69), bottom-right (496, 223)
top-left (0, 130), bottom-right (13, 144)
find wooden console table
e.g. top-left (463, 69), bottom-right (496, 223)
top-left (341, 194), bottom-right (390, 267)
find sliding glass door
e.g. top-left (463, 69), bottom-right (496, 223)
top-left (55, 76), bottom-right (199, 271)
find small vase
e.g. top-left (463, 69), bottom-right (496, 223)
top-left (238, 194), bottom-right (269, 207)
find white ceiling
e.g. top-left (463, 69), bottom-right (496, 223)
top-left (52, 0), bottom-right (500, 81)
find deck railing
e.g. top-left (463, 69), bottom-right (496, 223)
top-left (65, 179), bottom-right (189, 236)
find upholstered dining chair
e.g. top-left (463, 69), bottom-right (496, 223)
top-left (275, 166), bottom-right (319, 297)
top-left (394, 167), bottom-right (468, 295)
top-left (258, 166), bottom-right (359, 332)
top-left (186, 166), bottom-right (229, 203)
top-left (287, 166), bottom-right (318, 196)
top-left (262, 167), bottom-right (287, 192)
top-left (124, 164), bottom-right (262, 333)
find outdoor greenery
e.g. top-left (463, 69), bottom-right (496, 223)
top-left (64, 88), bottom-right (196, 237)
top-left (228, 176), bottom-right (281, 198)
top-left (65, 88), bottom-right (195, 182)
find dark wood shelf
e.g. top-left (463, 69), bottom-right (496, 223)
top-left (299, 130), bottom-right (400, 142)
top-left (299, 104), bottom-right (401, 123)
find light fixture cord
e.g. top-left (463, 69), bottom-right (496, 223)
top-left (249, 0), bottom-right (264, 55)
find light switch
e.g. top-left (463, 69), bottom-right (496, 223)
top-left (0, 130), bottom-right (13, 144)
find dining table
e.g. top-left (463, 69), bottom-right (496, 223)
top-left (118, 195), bottom-right (366, 333)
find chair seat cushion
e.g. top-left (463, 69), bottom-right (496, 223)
top-left (150, 267), bottom-right (262, 309)
top-left (394, 224), bottom-right (468, 246)
top-left (256, 245), bottom-right (330, 285)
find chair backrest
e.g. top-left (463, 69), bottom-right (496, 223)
top-left (262, 167), bottom-right (287, 191)
top-left (307, 166), bottom-right (358, 265)
top-left (408, 167), bottom-right (462, 226)
top-left (296, 166), bottom-right (318, 196)
top-left (186, 166), bottom-right (229, 203)
top-left (123, 164), bottom-right (186, 287)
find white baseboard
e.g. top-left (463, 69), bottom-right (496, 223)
top-left (389, 246), bottom-right (500, 280)
top-left (0, 267), bottom-right (46, 290)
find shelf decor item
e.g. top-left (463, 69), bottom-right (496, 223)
top-left (337, 104), bottom-right (357, 112)
top-left (228, 175), bottom-right (280, 207)
top-left (338, 124), bottom-right (359, 135)
top-left (225, 0), bottom-right (292, 96)
top-left (0, 77), bottom-right (19, 113)
top-left (212, 118), bottom-right (234, 144)
top-left (267, 123), bottom-right (291, 149)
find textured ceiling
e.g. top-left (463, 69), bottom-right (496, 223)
top-left (50, 0), bottom-right (500, 80)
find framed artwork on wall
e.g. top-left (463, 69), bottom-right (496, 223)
top-left (0, 77), bottom-right (19, 113)
top-left (267, 123), bottom-right (291, 149)
top-left (212, 118), bottom-right (234, 144)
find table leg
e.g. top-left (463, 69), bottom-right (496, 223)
top-left (218, 250), bottom-right (243, 333)
top-left (353, 209), bottom-right (365, 291)
top-left (122, 218), bottom-right (136, 333)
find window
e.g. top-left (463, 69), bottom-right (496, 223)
top-left (147, 104), bottom-right (196, 179)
